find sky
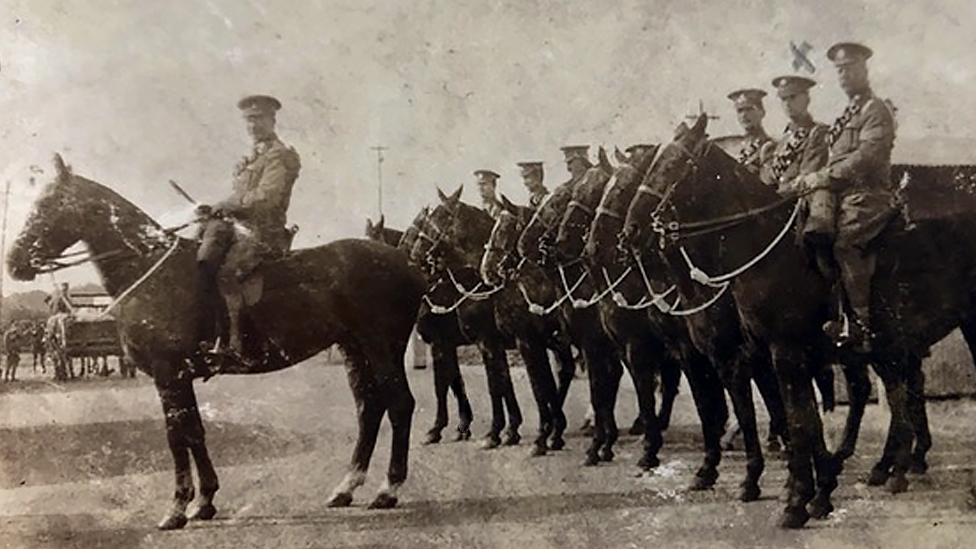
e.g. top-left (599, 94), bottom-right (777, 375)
top-left (1, 0), bottom-right (974, 294)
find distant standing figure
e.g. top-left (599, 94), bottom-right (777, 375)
top-left (3, 325), bottom-right (22, 382)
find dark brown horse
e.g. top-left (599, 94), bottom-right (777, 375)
top-left (577, 146), bottom-right (804, 500)
top-left (516, 167), bottom-right (634, 466)
top-left (365, 209), bottom-right (476, 444)
top-left (621, 115), bottom-right (976, 528)
top-left (411, 187), bottom-right (523, 449)
top-left (7, 156), bottom-right (426, 529)
top-left (551, 155), bottom-right (693, 471)
top-left (479, 196), bottom-right (578, 456)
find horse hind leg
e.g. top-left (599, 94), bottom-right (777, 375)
top-left (369, 341), bottom-right (415, 510)
top-left (833, 360), bottom-right (870, 462)
top-left (327, 342), bottom-right (385, 508)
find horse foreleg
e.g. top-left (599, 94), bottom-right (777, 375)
top-left (753, 358), bottom-right (790, 456)
top-left (770, 344), bottom-right (827, 529)
top-left (624, 339), bottom-right (663, 470)
top-left (477, 341), bottom-right (508, 449)
top-left (658, 357), bottom-right (681, 432)
top-left (683, 353), bottom-right (727, 491)
top-left (516, 337), bottom-right (557, 457)
top-left (906, 360), bottom-right (931, 475)
top-left (425, 343), bottom-right (452, 444)
top-left (548, 337), bottom-right (575, 450)
top-left (449, 367), bottom-right (474, 441)
top-left (153, 365), bottom-right (200, 530)
top-left (719, 358), bottom-right (765, 502)
top-left (868, 360), bottom-right (914, 494)
top-left (328, 344), bottom-right (383, 508)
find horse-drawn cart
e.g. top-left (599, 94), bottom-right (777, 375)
top-left (45, 291), bottom-right (134, 380)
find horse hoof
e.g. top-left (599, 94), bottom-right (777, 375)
top-left (482, 436), bottom-right (501, 450)
top-left (157, 512), bottom-right (188, 531)
top-left (637, 454), bottom-right (660, 471)
top-left (583, 452), bottom-right (600, 467)
top-left (778, 506), bottom-right (810, 529)
top-left (865, 466), bottom-right (890, 487)
top-left (688, 470), bottom-right (718, 491)
top-left (807, 497), bottom-right (834, 520)
top-left (456, 428), bottom-right (472, 441)
top-left (738, 484), bottom-right (761, 503)
top-left (326, 492), bottom-right (353, 508)
top-left (886, 475), bottom-right (909, 494)
top-left (367, 493), bottom-right (399, 510)
top-left (423, 432), bottom-right (442, 445)
top-left (502, 432), bottom-right (521, 446)
top-left (549, 437), bottom-right (565, 451)
top-left (909, 459), bottom-right (928, 475)
top-left (598, 448), bottom-right (615, 462)
top-left (189, 503), bottom-right (217, 521)
top-left (529, 444), bottom-right (547, 457)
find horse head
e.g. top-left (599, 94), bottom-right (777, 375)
top-left (397, 206), bottom-right (429, 255)
top-left (620, 115), bottom-right (712, 252)
top-left (584, 144), bottom-right (660, 266)
top-left (7, 154), bottom-right (164, 283)
top-left (554, 165), bottom-right (614, 261)
top-left (517, 181), bottom-right (573, 266)
top-left (480, 205), bottom-right (525, 286)
top-left (411, 185), bottom-right (492, 275)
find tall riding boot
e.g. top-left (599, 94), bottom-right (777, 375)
top-left (197, 261), bottom-right (221, 348)
top-left (836, 247), bottom-right (877, 354)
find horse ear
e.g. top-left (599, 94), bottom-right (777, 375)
top-left (674, 121), bottom-right (690, 139)
top-left (366, 217), bottom-right (375, 232)
top-left (500, 194), bottom-right (517, 212)
top-left (691, 112), bottom-right (709, 135)
top-left (436, 186), bottom-right (448, 202)
top-left (376, 215), bottom-right (385, 230)
top-left (53, 153), bottom-right (71, 181)
top-left (449, 185), bottom-right (463, 203)
top-left (614, 146), bottom-right (628, 164)
top-left (597, 146), bottom-right (612, 174)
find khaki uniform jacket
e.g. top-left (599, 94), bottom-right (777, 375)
top-left (760, 118), bottom-right (829, 193)
top-left (217, 134), bottom-right (301, 249)
top-left (827, 91), bottom-right (895, 192)
top-left (723, 132), bottom-right (772, 174)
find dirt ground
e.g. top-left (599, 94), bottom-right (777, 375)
top-left (2, 352), bottom-right (976, 549)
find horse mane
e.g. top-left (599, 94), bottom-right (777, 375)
top-left (52, 170), bottom-right (163, 231)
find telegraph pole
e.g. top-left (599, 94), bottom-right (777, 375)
top-left (0, 179), bottom-right (10, 326)
top-left (369, 145), bottom-right (388, 217)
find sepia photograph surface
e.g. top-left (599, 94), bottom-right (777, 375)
top-left (2, 1), bottom-right (976, 547)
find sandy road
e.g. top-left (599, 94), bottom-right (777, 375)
top-left (1, 356), bottom-right (976, 549)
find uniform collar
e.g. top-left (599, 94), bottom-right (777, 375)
top-left (745, 128), bottom-right (769, 142)
top-left (849, 88), bottom-right (874, 107)
top-left (252, 133), bottom-right (278, 154)
top-left (786, 114), bottom-right (815, 132)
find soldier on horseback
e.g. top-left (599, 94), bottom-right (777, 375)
top-left (726, 88), bottom-right (773, 173)
top-left (560, 145), bottom-right (592, 182)
top-left (195, 94), bottom-right (301, 356)
top-left (517, 161), bottom-right (548, 209)
top-left (800, 42), bottom-right (897, 352)
top-left (475, 169), bottom-right (503, 219)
